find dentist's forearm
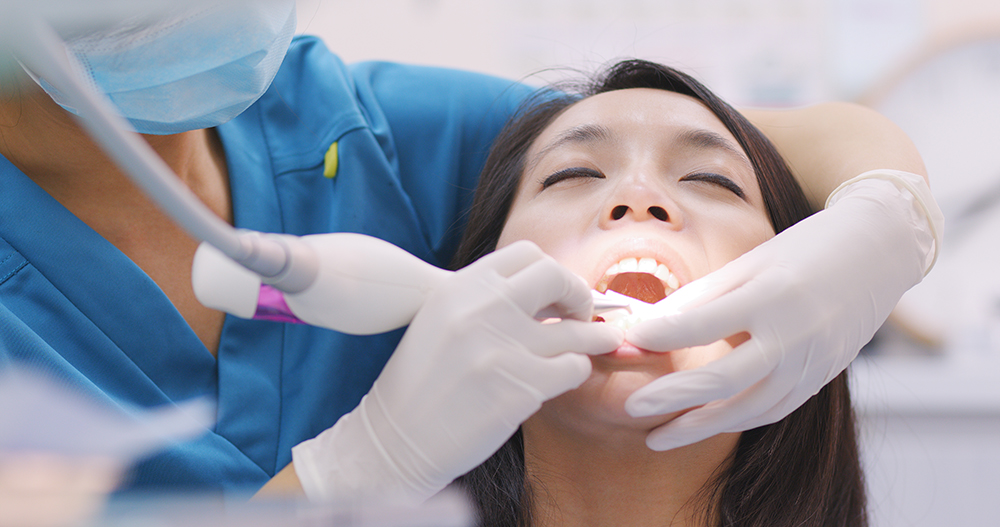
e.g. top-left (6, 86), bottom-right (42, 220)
top-left (741, 102), bottom-right (928, 209)
top-left (253, 462), bottom-right (304, 499)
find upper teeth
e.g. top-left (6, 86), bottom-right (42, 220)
top-left (597, 257), bottom-right (680, 292)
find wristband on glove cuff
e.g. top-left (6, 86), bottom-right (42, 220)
top-left (825, 169), bottom-right (944, 275)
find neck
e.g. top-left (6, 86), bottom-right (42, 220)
top-left (0, 75), bottom-right (231, 226)
top-left (521, 416), bottom-right (739, 527)
top-left (0, 74), bottom-right (232, 355)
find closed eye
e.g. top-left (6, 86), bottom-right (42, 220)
top-left (541, 167), bottom-right (605, 189)
top-left (680, 173), bottom-right (747, 200)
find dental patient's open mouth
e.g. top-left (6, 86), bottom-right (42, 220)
top-left (592, 257), bottom-right (681, 328)
top-left (595, 257), bottom-right (680, 304)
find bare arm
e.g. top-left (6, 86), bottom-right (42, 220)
top-left (742, 102), bottom-right (928, 209)
top-left (253, 463), bottom-right (305, 499)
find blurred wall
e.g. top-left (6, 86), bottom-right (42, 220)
top-left (295, 0), bottom-right (1000, 105)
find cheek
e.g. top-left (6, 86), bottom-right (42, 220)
top-left (497, 197), bottom-right (540, 249)
top-left (696, 211), bottom-right (775, 269)
top-left (669, 339), bottom-right (737, 372)
top-left (497, 204), bottom-right (584, 261)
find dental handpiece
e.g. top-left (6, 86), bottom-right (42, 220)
top-left (193, 236), bottom-right (633, 335)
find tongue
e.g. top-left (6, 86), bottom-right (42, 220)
top-left (607, 273), bottom-right (667, 304)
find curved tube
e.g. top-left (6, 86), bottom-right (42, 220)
top-left (5, 9), bottom-right (319, 292)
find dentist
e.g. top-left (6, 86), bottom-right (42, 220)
top-left (0, 0), bottom-right (940, 502)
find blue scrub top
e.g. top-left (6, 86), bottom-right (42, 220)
top-left (0, 36), bottom-right (532, 493)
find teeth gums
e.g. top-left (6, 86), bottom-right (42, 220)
top-left (595, 257), bottom-right (682, 331)
top-left (657, 266), bottom-right (680, 290)
top-left (636, 257), bottom-right (656, 273)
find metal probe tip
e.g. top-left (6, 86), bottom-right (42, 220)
top-left (591, 290), bottom-right (633, 314)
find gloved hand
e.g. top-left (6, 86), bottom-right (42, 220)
top-left (291, 241), bottom-right (624, 502)
top-left (624, 170), bottom-right (943, 450)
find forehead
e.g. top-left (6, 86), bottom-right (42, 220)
top-left (530, 88), bottom-right (741, 157)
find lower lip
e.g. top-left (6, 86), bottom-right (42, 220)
top-left (602, 341), bottom-right (653, 359)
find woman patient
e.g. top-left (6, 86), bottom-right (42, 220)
top-left (450, 60), bottom-right (865, 527)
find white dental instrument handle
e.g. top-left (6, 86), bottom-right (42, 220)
top-left (193, 233), bottom-right (615, 335)
top-left (194, 233), bottom-right (452, 335)
top-left (5, 10), bottom-right (317, 293)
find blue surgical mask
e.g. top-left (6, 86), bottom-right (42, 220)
top-left (27, 0), bottom-right (296, 135)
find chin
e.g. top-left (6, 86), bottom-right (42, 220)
top-left (535, 367), bottom-right (680, 439)
top-left (532, 341), bottom-right (732, 439)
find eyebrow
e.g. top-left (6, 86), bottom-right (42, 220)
top-left (526, 123), bottom-right (615, 172)
top-left (527, 123), bottom-right (753, 174)
top-left (675, 129), bottom-right (752, 170)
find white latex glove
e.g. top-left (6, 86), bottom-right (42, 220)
top-left (292, 241), bottom-right (624, 502)
top-left (624, 170), bottom-right (943, 450)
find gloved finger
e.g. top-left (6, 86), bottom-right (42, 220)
top-left (624, 338), bottom-right (774, 417)
top-left (539, 352), bottom-right (594, 396)
top-left (505, 257), bottom-right (593, 321)
top-left (736, 376), bottom-right (836, 431)
top-left (471, 240), bottom-right (546, 278)
top-left (519, 318), bottom-right (624, 358)
top-left (625, 269), bottom-right (781, 351)
top-left (502, 351), bottom-right (594, 401)
top-left (730, 383), bottom-right (820, 431)
top-left (649, 253), bottom-right (759, 314)
top-left (642, 402), bottom-right (745, 451)
top-left (642, 371), bottom-right (794, 450)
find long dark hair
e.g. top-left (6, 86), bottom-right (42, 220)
top-left (451, 60), bottom-right (866, 527)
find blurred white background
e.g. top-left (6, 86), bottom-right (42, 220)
top-left (293, 1), bottom-right (1000, 525)
top-left (296, 0), bottom-right (999, 105)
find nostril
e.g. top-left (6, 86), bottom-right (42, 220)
top-left (649, 206), bottom-right (668, 221)
top-left (611, 205), bottom-right (629, 220)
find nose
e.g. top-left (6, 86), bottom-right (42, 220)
top-left (601, 177), bottom-right (679, 228)
top-left (610, 204), bottom-right (669, 222)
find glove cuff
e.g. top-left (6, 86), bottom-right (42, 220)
top-left (825, 169), bottom-right (944, 275)
top-left (290, 389), bottom-right (436, 505)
